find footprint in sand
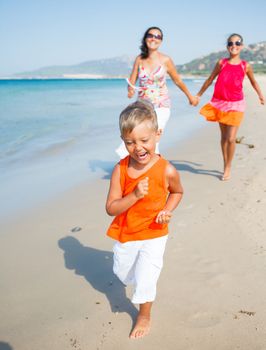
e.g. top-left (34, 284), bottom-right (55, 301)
top-left (233, 310), bottom-right (256, 319)
top-left (182, 203), bottom-right (195, 210)
top-left (71, 226), bottom-right (82, 233)
top-left (176, 221), bottom-right (187, 227)
top-left (186, 311), bottom-right (221, 328)
top-left (188, 258), bottom-right (231, 288)
top-left (193, 257), bottom-right (220, 269)
top-left (206, 272), bottom-right (233, 288)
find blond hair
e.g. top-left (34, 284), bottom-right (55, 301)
top-left (119, 100), bottom-right (158, 136)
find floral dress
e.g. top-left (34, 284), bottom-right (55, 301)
top-left (138, 64), bottom-right (171, 109)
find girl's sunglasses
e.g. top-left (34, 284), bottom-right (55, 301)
top-left (227, 41), bottom-right (242, 47)
top-left (146, 33), bottom-right (162, 40)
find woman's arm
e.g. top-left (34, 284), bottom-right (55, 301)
top-left (165, 56), bottom-right (198, 106)
top-left (127, 56), bottom-right (140, 98)
top-left (196, 60), bottom-right (221, 97)
top-left (246, 63), bottom-right (265, 104)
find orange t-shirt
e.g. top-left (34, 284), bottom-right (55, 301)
top-left (106, 155), bottom-right (169, 243)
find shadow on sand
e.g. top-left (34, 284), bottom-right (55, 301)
top-left (169, 160), bottom-right (222, 179)
top-left (0, 342), bottom-right (13, 350)
top-left (88, 158), bottom-right (222, 180)
top-left (58, 236), bottom-right (138, 322)
top-left (88, 160), bottom-right (117, 180)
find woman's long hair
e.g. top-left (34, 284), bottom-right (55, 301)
top-left (140, 27), bottom-right (163, 59)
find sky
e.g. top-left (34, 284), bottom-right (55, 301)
top-left (1, 0), bottom-right (266, 76)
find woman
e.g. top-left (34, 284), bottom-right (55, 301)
top-left (116, 26), bottom-right (198, 158)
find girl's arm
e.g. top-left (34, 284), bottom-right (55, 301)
top-left (246, 63), bottom-right (265, 105)
top-left (106, 164), bottom-right (148, 216)
top-left (155, 163), bottom-right (183, 224)
top-left (196, 60), bottom-right (221, 97)
top-left (165, 57), bottom-right (199, 106)
top-left (127, 56), bottom-right (140, 98)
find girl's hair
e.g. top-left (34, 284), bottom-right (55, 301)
top-left (140, 26), bottom-right (163, 59)
top-left (227, 33), bottom-right (243, 44)
top-left (119, 100), bottom-right (158, 136)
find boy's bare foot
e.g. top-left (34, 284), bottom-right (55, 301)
top-left (129, 315), bottom-right (151, 339)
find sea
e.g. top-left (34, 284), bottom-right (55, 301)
top-left (0, 78), bottom-right (211, 220)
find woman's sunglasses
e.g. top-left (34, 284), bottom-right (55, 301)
top-left (227, 41), bottom-right (242, 47)
top-left (146, 33), bottom-right (162, 40)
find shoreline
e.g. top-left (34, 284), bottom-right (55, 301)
top-left (0, 77), bottom-right (204, 222)
top-left (1, 72), bottom-right (266, 81)
top-left (1, 78), bottom-right (266, 349)
top-left (0, 75), bottom-right (207, 80)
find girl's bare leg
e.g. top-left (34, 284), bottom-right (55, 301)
top-left (219, 123), bottom-right (238, 180)
top-left (130, 302), bottom-right (152, 339)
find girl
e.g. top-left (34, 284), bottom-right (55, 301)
top-left (197, 33), bottom-right (265, 180)
top-left (116, 26), bottom-right (199, 158)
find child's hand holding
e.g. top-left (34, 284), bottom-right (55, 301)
top-left (134, 177), bottom-right (149, 199)
top-left (155, 210), bottom-right (172, 224)
top-left (189, 95), bottom-right (200, 106)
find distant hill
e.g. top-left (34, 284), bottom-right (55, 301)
top-left (13, 55), bottom-right (133, 78)
top-left (177, 41), bottom-right (266, 75)
top-left (12, 41), bottom-right (266, 79)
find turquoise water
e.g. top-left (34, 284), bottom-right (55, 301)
top-left (0, 78), bottom-right (210, 219)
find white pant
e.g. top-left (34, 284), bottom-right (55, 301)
top-left (156, 107), bottom-right (171, 130)
top-left (113, 235), bottom-right (168, 304)
top-left (115, 107), bottom-right (171, 159)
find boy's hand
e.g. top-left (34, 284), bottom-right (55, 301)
top-left (155, 210), bottom-right (172, 224)
top-left (134, 177), bottom-right (149, 199)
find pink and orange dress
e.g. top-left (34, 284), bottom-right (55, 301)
top-left (200, 58), bottom-right (247, 126)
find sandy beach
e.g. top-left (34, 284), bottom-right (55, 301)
top-left (0, 77), bottom-right (266, 350)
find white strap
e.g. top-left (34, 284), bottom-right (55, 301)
top-left (126, 78), bottom-right (143, 91)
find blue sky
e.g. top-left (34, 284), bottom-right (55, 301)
top-left (1, 0), bottom-right (266, 75)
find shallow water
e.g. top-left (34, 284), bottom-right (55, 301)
top-left (0, 78), bottom-right (210, 219)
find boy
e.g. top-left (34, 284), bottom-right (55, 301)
top-left (106, 100), bottom-right (183, 339)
